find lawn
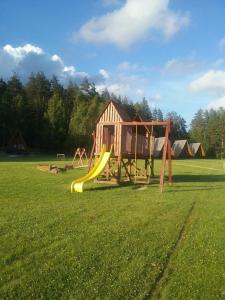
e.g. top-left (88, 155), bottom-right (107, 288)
top-left (0, 156), bottom-right (225, 299)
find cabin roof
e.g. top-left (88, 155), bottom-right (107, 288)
top-left (190, 143), bottom-right (205, 156)
top-left (172, 139), bottom-right (192, 157)
top-left (154, 137), bottom-right (165, 157)
top-left (112, 101), bottom-right (132, 121)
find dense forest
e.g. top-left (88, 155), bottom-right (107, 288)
top-left (0, 72), bottom-right (224, 157)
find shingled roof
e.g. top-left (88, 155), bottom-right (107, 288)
top-left (112, 101), bottom-right (132, 121)
top-left (96, 100), bottom-right (132, 123)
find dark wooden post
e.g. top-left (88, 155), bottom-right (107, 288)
top-left (117, 156), bottom-right (122, 184)
top-left (167, 120), bottom-right (172, 185)
top-left (144, 159), bottom-right (148, 178)
top-left (159, 120), bottom-right (170, 192)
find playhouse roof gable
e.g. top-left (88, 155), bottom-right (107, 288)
top-left (96, 100), bottom-right (132, 123)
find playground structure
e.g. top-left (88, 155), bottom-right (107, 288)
top-left (71, 145), bottom-right (112, 192)
top-left (72, 147), bottom-right (88, 168)
top-left (71, 100), bottom-right (172, 193)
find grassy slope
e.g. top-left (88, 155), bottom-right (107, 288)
top-left (0, 157), bottom-right (224, 299)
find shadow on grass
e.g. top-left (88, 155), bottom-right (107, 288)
top-left (165, 174), bottom-right (225, 193)
top-left (87, 180), bottom-right (160, 192)
top-left (167, 186), bottom-right (225, 193)
top-left (87, 174), bottom-right (225, 192)
top-left (173, 174), bottom-right (225, 183)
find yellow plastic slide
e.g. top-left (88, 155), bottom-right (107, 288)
top-left (71, 145), bottom-right (112, 193)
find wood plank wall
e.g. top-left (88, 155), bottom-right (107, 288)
top-left (96, 102), bottom-right (154, 157)
top-left (96, 102), bottom-right (122, 155)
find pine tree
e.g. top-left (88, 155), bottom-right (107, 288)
top-left (166, 111), bottom-right (187, 142)
top-left (44, 92), bottom-right (67, 150)
top-left (26, 72), bottom-right (51, 147)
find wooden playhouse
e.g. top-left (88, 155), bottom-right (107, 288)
top-left (90, 100), bottom-right (172, 192)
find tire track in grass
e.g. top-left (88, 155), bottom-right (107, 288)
top-left (144, 200), bottom-right (196, 300)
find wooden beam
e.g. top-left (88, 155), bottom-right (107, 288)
top-left (98, 120), bottom-right (172, 126)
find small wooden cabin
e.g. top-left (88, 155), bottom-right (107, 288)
top-left (190, 143), bottom-right (205, 158)
top-left (95, 100), bottom-right (153, 158)
top-left (172, 140), bottom-right (192, 158)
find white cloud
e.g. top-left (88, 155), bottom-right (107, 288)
top-left (136, 88), bottom-right (144, 96)
top-left (189, 70), bottom-right (225, 94)
top-left (207, 96), bottom-right (225, 110)
top-left (63, 66), bottom-right (88, 78)
top-left (3, 44), bottom-right (43, 61)
top-left (78, 0), bottom-right (190, 48)
top-left (96, 82), bottom-right (130, 95)
top-left (96, 61), bottom-right (160, 102)
top-left (219, 37), bottom-right (225, 49)
top-left (163, 57), bottom-right (199, 75)
top-left (51, 54), bottom-right (63, 64)
top-left (0, 43), bottom-right (88, 83)
top-left (99, 68), bottom-right (110, 79)
top-left (0, 44), bottom-right (159, 103)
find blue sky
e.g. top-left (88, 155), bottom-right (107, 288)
top-left (1, 0), bottom-right (225, 123)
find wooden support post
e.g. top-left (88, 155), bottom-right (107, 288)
top-left (106, 160), bottom-right (110, 180)
top-left (144, 159), bottom-right (148, 178)
top-left (159, 120), bottom-right (170, 193)
top-left (168, 137), bottom-right (172, 185)
top-left (88, 131), bottom-right (96, 171)
top-left (135, 125), bottom-right (138, 181)
top-left (121, 159), bottom-right (131, 181)
top-left (117, 157), bottom-right (122, 184)
top-left (128, 158), bottom-right (131, 178)
top-left (151, 157), bottom-right (155, 177)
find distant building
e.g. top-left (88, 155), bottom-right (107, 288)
top-left (190, 143), bottom-right (205, 158)
top-left (172, 140), bottom-right (192, 158)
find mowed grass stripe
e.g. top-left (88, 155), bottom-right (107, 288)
top-left (149, 200), bottom-right (196, 300)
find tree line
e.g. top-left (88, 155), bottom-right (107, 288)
top-left (0, 72), bottom-right (224, 157)
top-left (190, 108), bottom-right (225, 158)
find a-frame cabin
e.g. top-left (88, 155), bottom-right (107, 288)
top-left (172, 140), bottom-right (192, 158)
top-left (190, 143), bottom-right (205, 158)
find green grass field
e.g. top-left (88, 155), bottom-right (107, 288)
top-left (0, 156), bottom-right (225, 299)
